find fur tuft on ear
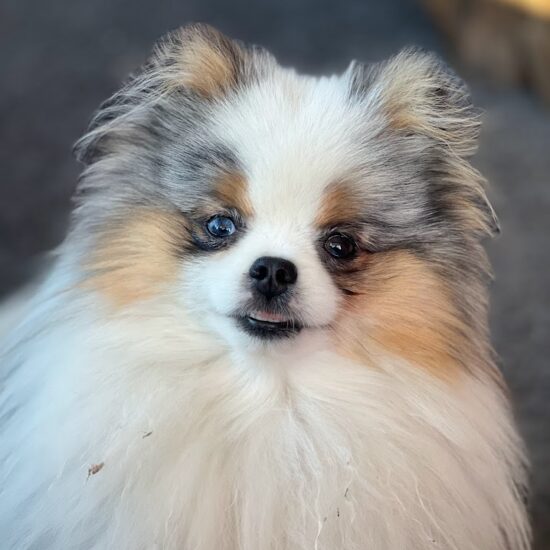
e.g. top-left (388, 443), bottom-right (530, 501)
top-left (73, 24), bottom-right (258, 165)
top-left (351, 49), bottom-right (480, 156)
top-left (349, 49), bottom-right (499, 236)
top-left (150, 24), bottom-right (246, 98)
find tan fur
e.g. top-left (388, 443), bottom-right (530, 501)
top-left (168, 25), bottom-right (242, 98)
top-left (333, 250), bottom-right (469, 380)
top-left (373, 51), bottom-right (498, 237)
top-left (445, 156), bottom-right (500, 235)
top-left (375, 51), bottom-right (479, 154)
top-left (84, 210), bottom-right (187, 306)
top-left (315, 180), bottom-right (362, 228)
top-left (214, 171), bottom-right (253, 218)
top-left (1, 31), bottom-right (530, 550)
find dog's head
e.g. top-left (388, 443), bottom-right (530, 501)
top-left (74, 25), bottom-right (497, 364)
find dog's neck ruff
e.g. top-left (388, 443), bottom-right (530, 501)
top-left (0, 273), bottom-right (530, 550)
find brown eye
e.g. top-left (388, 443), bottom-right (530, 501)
top-left (324, 233), bottom-right (357, 260)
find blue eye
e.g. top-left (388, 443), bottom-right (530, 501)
top-left (206, 215), bottom-right (236, 238)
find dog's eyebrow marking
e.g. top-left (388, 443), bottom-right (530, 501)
top-left (213, 171), bottom-right (253, 218)
top-left (315, 179), bottom-right (362, 228)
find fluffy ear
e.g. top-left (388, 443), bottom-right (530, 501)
top-left (350, 49), bottom-right (499, 235)
top-left (74, 24), bottom-right (252, 164)
top-left (350, 49), bottom-right (480, 156)
top-left (150, 23), bottom-right (247, 98)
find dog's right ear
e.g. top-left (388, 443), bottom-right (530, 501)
top-left (348, 49), bottom-right (500, 237)
top-left (74, 24), bottom-right (253, 164)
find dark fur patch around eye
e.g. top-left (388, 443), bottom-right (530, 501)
top-left (330, 249), bottom-right (471, 379)
top-left (188, 208), bottom-right (246, 252)
top-left (181, 170), bottom-right (252, 252)
top-left (319, 246), bottom-right (373, 297)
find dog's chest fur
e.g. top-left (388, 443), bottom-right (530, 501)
top-left (0, 295), bottom-right (527, 550)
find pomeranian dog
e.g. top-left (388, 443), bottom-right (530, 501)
top-left (0, 24), bottom-right (531, 550)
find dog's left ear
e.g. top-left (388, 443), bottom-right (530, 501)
top-left (349, 49), bottom-right (499, 236)
top-left (74, 24), bottom-right (259, 165)
top-left (149, 24), bottom-right (248, 99)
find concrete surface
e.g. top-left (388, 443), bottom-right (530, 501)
top-left (0, 0), bottom-right (548, 545)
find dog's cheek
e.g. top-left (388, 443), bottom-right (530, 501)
top-left (204, 256), bottom-right (243, 316)
top-left (296, 253), bottom-right (342, 325)
top-left (331, 250), bottom-right (469, 381)
top-left (81, 209), bottom-right (191, 308)
top-left (178, 246), bottom-right (245, 317)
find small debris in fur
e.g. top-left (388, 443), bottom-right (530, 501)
top-left (87, 462), bottom-right (104, 479)
top-left (142, 431), bottom-right (153, 439)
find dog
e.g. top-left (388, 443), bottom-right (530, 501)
top-left (0, 24), bottom-right (531, 549)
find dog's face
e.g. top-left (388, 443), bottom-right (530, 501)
top-left (75, 25), bottom-right (497, 360)
top-left (182, 78), bottom-right (382, 343)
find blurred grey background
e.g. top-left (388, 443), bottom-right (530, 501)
top-left (0, 0), bottom-right (548, 546)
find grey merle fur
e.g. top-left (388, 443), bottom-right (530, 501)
top-left (72, 26), bottom-right (498, 345)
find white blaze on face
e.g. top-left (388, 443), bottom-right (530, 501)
top-left (182, 68), bottom-right (368, 338)
top-left (199, 215), bottom-right (339, 325)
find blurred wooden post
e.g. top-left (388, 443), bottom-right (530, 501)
top-left (421, 0), bottom-right (550, 104)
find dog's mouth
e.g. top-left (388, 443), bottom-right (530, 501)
top-left (234, 311), bottom-right (303, 340)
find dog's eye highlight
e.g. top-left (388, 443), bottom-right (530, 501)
top-left (206, 215), bottom-right (236, 238)
top-left (324, 233), bottom-right (357, 259)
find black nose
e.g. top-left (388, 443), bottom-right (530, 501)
top-left (249, 256), bottom-right (298, 299)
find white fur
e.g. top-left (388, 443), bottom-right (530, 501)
top-left (0, 67), bottom-right (530, 549)
top-left (189, 71), bottom-right (376, 341)
top-left (0, 265), bottom-right (530, 550)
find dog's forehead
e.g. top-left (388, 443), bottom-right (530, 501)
top-left (210, 70), bottom-right (368, 224)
